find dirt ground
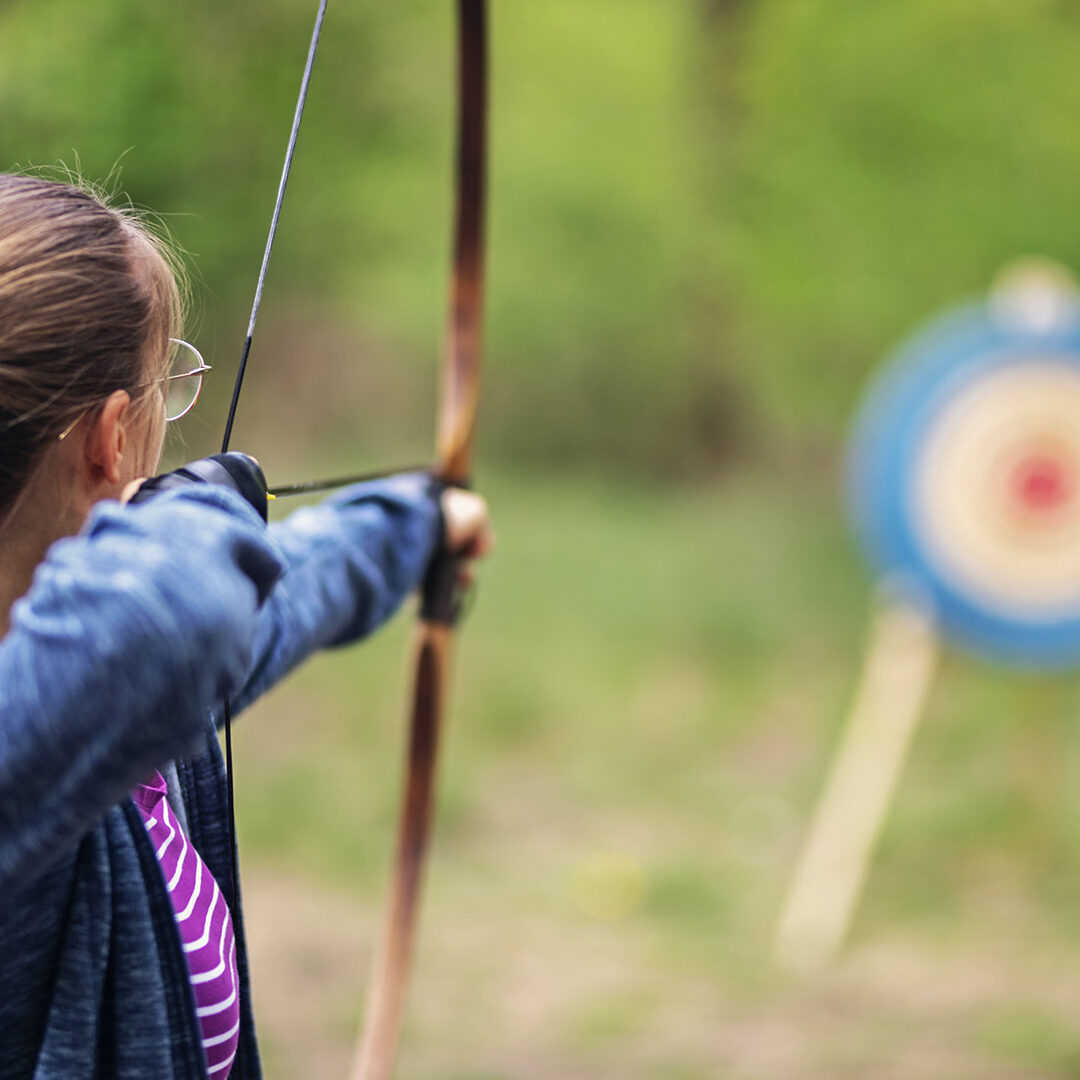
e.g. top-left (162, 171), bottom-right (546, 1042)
top-left (244, 864), bottom-right (1080, 1080)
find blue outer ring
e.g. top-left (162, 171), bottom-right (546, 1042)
top-left (848, 301), bottom-right (1080, 668)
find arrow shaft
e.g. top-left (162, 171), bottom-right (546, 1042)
top-left (267, 463), bottom-right (432, 499)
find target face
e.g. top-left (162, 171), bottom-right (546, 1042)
top-left (850, 298), bottom-right (1080, 666)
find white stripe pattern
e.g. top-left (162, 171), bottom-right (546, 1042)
top-left (184, 882), bottom-right (221, 953)
top-left (166, 822), bottom-right (189, 891)
top-left (196, 979), bottom-right (237, 1018)
top-left (209, 1048), bottom-right (238, 1077)
top-left (175, 854), bottom-right (203, 921)
top-left (203, 1017), bottom-right (241, 1049)
top-left (134, 771), bottom-right (240, 1079)
top-left (190, 919), bottom-right (232, 985)
top-left (154, 811), bottom-right (176, 860)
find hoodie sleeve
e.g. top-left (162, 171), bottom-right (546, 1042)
top-left (0, 485), bottom-right (284, 896)
top-left (227, 471), bottom-right (442, 716)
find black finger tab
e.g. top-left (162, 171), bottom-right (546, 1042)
top-left (128, 452), bottom-right (270, 522)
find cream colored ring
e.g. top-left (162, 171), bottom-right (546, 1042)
top-left (911, 358), bottom-right (1080, 618)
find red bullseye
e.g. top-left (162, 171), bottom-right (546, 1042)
top-left (1010, 453), bottom-right (1074, 513)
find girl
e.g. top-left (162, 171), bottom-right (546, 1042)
top-left (0, 173), bottom-right (491, 1079)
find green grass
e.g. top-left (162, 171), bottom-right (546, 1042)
top-left (233, 466), bottom-right (1080, 1079)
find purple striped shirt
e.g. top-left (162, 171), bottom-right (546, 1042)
top-left (133, 772), bottom-right (240, 1078)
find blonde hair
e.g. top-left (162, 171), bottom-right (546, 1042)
top-left (0, 173), bottom-right (184, 511)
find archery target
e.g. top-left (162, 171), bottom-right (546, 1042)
top-left (849, 294), bottom-right (1080, 667)
top-left (911, 360), bottom-right (1080, 617)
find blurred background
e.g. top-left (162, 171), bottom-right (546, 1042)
top-left (6, 1), bottom-right (1080, 1076)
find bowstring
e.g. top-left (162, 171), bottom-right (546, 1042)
top-left (221, 0), bottom-right (328, 454)
top-left (218, 4), bottom-right (329, 1068)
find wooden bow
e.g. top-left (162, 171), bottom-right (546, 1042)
top-left (350, 4), bottom-right (488, 1078)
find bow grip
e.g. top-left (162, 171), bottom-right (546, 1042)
top-left (419, 547), bottom-right (468, 626)
top-left (419, 474), bottom-right (472, 626)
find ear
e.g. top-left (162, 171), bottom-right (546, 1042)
top-left (86, 390), bottom-right (131, 486)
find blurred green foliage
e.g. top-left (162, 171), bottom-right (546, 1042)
top-left (4, 1), bottom-right (1080, 475)
top-left (7, 6), bottom-right (1080, 1076)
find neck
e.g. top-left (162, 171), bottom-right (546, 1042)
top-left (0, 475), bottom-right (87, 639)
top-left (0, 529), bottom-right (54, 637)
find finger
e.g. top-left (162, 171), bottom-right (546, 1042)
top-left (441, 489), bottom-right (493, 555)
top-left (468, 523), bottom-right (496, 559)
top-left (456, 521), bottom-right (495, 560)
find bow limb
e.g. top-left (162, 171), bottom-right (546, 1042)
top-left (350, 4), bottom-right (488, 1079)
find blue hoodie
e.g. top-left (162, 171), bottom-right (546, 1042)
top-left (0, 474), bottom-right (441, 1079)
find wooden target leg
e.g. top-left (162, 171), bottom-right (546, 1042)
top-left (774, 600), bottom-right (938, 972)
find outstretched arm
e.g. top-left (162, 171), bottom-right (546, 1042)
top-left (227, 473), bottom-right (443, 716)
top-left (227, 473), bottom-right (494, 717)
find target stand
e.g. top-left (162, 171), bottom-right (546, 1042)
top-left (775, 260), bottom-right (1080, 972)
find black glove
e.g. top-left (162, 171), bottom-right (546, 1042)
top-left (127, 453), bottom-right (270, 523)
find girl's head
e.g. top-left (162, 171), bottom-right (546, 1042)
top-left (0, 173), bottom-right (184, 529)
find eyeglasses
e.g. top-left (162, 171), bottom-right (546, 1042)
top-left (159, 338), bottom-right (212, 422)
top-left (58, 338), bottom-right (211, 441)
